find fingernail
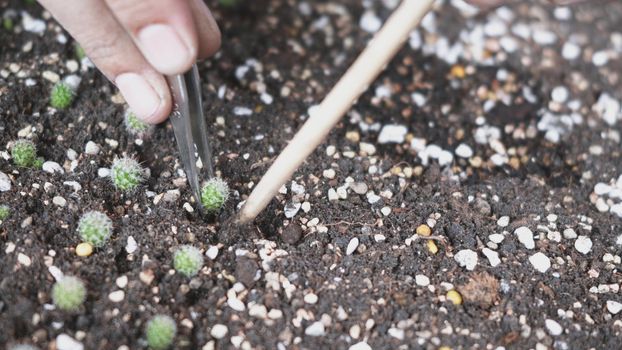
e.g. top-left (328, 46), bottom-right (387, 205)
top-left (138, 24), bottom-right (193, 75)
top-left (116, 73), bottom-right (162, 121)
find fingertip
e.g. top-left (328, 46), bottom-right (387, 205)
top-left (116, 72), bottom-right (171, 124)
top-left (137, 23), bottom-right (197, 75)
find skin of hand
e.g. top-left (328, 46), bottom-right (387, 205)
top-left (38, 0), bottom-right (221, 124)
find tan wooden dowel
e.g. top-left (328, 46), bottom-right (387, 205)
top-left (238, 0), bottom-right (435, 223)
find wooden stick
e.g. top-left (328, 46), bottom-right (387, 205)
top-left (238, 0), bottom-right (434, 223)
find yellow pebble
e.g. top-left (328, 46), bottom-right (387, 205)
top-left (426, 240), bottom-right (438, 254)
top-left (439, 347), bottom-right (452, 350)
top-left (416, 224), bottom-right (432, 236)
top-left (450, 65), bottom-right (466, 78)
top-left (76, 242), bottom-right (93, 257)
top-left (446, 290), bottom-right (463, 305)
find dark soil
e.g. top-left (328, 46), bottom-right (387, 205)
top-left (1, 0), bottom-right (622, 349)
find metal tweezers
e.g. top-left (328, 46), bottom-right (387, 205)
top-left (166, 64), bottom-right (214, 212)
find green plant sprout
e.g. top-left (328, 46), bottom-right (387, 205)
top-left (11, 139), bottom-right (39, 168)
top-left (110, 156), bottom-right (144, 191)
top-left (124, 109), bottom-right (151, 136)
top-left (52, 276), bottom-right (86, 311)
top-left (200, 178), bottom-right (230, 211)
top-left (50, 81), bottom-right (74, 109)
top-left (146, 315), bottom-right (177, 350)
top-left (173, 245), bottom-right (204, 277)
top-left (0, 205), bottom-right (10, 221)
top-left (74, 43), bottom-right (86, 61)
top-left (219, 0), bottom-right (239, 7)
top-left (3, 17), bottom-right (13, 31)
top-left (77, 211), bottom-right (113, 247)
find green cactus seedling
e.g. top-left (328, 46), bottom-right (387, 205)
top-left (50, 81), bottom-right (74, 109)
top-left (200, 178), bottom-right (229, 211)
top-left (77, 211), bottom-right (113, 247)
top-left (124, 110), bottom-right (151, 136)
top-left (3, 17), bottom-right (13, 31)
top-left (52, 276), bottom-right (86, 311)
top-left (173, 245), bottom-right (204, 277)
top-left (74, 43), bottom-right (86, 61)
top-left (110, 157), bottom-right (144, 191)
top-left (0, 205), bottom-right (10, 221)
top-left (146, 315), bottom-right (177, 350)
top-left (11, 139), bottom-right (38, 168)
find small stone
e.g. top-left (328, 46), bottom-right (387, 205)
top-left (322, 169), bottom-right (336, 179)
top-left (125, 236), bottom-right (138, 254)
top-left (328, 188), bottom-right (339, 201)
top-left (360, 11), bottom-right (381, 33)
top-left (305, 321), bottom-right (325, 336)
top-left (378, 124), bottom-right (407, 144)
top-left (206, 246), bottom-right (219, 260)
top-left (56, 334), bottom-right (84, 350)
top-left (482, 248), bottom-right (500, 267)
top-left (108, 290), bottom-right (125, 303)
top-left (350, 182), bottom-right (368, 195)
top-left (42, 161), bottom-right (64, 174)
top-left (551, 86), bottom-right (569, 103)
top-left (0, 171), bottom-right (11, 192)
top-left (563, 228), bottom-right (577, 239)
top-left (210, 324), bottom-right (228, 339)
top-left (427, 240), bottom-right (438, 254)
top-left (515, 226), bottom-right (535, 249)
top-left (416, 224), bottom-right (432, 236)
top-left (304, 293), bottom-right (318, 304)
top-left (53, 196), bottom-right (67, 207)
top-left (545, 319), bottom-right (563, 336)
top-left (346, 237), bottom-right (359, 255)
top-left (606, 300), bottom-right (622, 314)
top-left (446, 290), bottom-right (463, 305)
top-left (415, 274), bottom-right (430, 286)
top-left (139, 270), bottom-right (155, 285)
top-left (336, 186), bottom-right (348, 199)
top-left (84, 141), bottom-right (100, 155)
top-left (359, 142), bottom-right (376, 155)
top-left (454, 249), bottom-right (478, 270)
top-left (116, 276), bottom-right (128, 288)
top-left (574, 236), bottom-right (592, 254)
top-left (227, 297), bottom-right (245, 311)
top-left (98, 168), bottom-right (111, 178)
top-left (284, 202), bottom-right (301, 219)
top-left (283, 224), bottom-right (303, 245)
top-left (489, 233), bottom-right (504, 244)
top-left (17, 253), bottom-right (31, 266)
top-left (455, 143), bottom-right (473, 158)
top-left (76, 243), bottom-right (93, 257)
top-left (349, 342), bottom-right (372, 350)
top-left (529, 252), bottom-right (551, 273)
top-left (381, 207), bottom-right (391, 216)
top-left (388, 328), bottom-right (404, 340)
top-left (162, 190), bottom-right (180, 203)
top-left (497, 216), bottom-right (510, 227)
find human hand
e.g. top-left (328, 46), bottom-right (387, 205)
top-left (39, 0), bottom-right (221, 124)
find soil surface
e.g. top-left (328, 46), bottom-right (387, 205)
top-left (1, 0), bottom-right (622, 349)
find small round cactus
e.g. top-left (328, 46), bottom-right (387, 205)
top-left (0, 205), bottom-right (10, 221)
top-left (110, 156), bottom-right (144, 191)
top-left (173, 245), bottom-right (204, 277)
top-left (146, 315), bottom-right (177, 350)
top-left (77, 211), bottom-right (113, 247)
top-left (50, 81), bottom-right (74, 109)
top-left (124, 109), bottom-right (152, 136)
top-left (11, 139), bottom-right (38, 167)
top-left (52, 276), bottom-right (86, 311)
top-left (200, 178), bottom-right (230, 211)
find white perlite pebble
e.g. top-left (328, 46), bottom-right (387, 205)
top-left (360, 11), bottom-right (382, 33)
top-left (108, 290), bottom-right (125, 302)
top-left (545, 319), bottom-right (563, 336)
top-left (377, 124), bottom-right (407, 144)
top-left (529, 252), bottom-right (551, 273)
top-left (0, 171), bottom-right (11, 192)
top-left (563, 228), bottom-right (577, 239)
top-left (489, 233), bottom-right (504, 244)
top-left (551, 86), bottom-right (569, 103)
top-left (415, 274), bottom-right (430, 287)
top-left (606, 300), bottom-right (622, 314)
top-left (349, 342), bottom-right (372, 350)
top-left (592, 50), bottom-right (609, 66)
top-left (482, 248), bottom-right (501, 267)
top-left (84, 141), bottom-right (100, 155)
top-left (304, 293), bottom-right (318, 304)
top-left (228, 297), bottom-right (245, 311)
top-left (562, 42), bottom-right (581, 60)
top-left (125, 236), bottom-right (138, 254)
top-left (97, 168), bottom-right (111, 178)
top-left (56, 334), bottom-right (84, 350)
top-left (455, 143), bottom-right (473, 158)
top-left (284, 202), bottom-right (301, 219)
top-left (515, 226), bottom-right (535, 249)
top-left (210, 324), bottom-right (228, 339)
top-left (53, 196), bottom-right (67, 207)
top-left (454, 249), bottom-right (478, 271)
top-left (206, 245), bottom-right (219, 260)
top-left (17, 253), bottom-right (32, 266)
top-left (497, 216), bottom-right (510, 227)
top-left (574, 236), bottom-right (593, 254)
top-left (346, 237), bottom-right (359, 255)
top-left (21, 12), bottom-right (46, 34)
top-left (233, 106), bottom-right (253, 116)
top-left (305, 321), bottom-right (326, 336)
top-left (43, 161), bottom-right (64, 174)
